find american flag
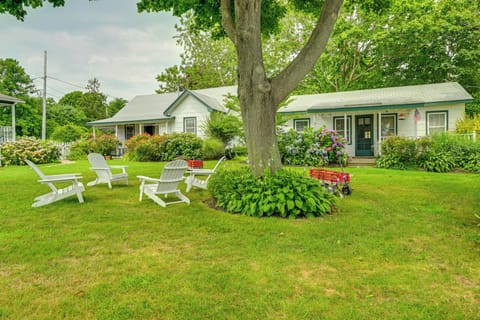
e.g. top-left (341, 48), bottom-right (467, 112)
top-left (414, 109), bottom-right (421, 122)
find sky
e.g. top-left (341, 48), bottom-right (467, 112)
top-left (0, 0), bottom-right (182, 101)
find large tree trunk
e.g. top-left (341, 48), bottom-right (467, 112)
top-left (234, 1), bottom-right (282, 176)
top-left (221, 0), bottom-right (343, 176)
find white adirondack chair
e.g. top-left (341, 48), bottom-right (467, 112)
top-left (185, 156), bottom-right (226, 192)
top-left (137, 159), bottom-right (190, 207)
top-left (25, 159), bottom-right (85, 207)
top-left (87, 153), bottom-right (128, 189)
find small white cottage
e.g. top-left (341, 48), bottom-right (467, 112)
top-left (88, 82), bottom-right (472, 157)
top-left (279, 82), bottom-right (473, 157)
top-left (87, 86), bottom-right (237, 145)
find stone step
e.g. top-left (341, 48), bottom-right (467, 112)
top-left (349, 157), bottom-right (376, 167)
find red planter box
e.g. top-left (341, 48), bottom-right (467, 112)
top-left (187, 160), bottom-right (204, 169)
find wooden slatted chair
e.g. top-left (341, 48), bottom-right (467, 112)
top-left (87, 153), bottom-right (128, 189)
top-left (25, 159), bottom-right (85, 207)
top-left (137, 159), bottom-right (190, 207)
top-left (185, 156), bottom-right (226, 192)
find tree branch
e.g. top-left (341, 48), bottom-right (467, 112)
top-left (220, 0), bottom-right (237, 45)
top-left (271, 0), bottom-right (344, 105)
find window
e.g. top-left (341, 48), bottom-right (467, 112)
top-left (426, 111), bottom-right (448, 135)
top-left (144, 125), bottom-right (155, 135)
top-left (184, 117), bottom-right (197, 135)
top-left (125, 125), bottom-right (135, 140)
top-left (293, 118), bottom-right (310, 132)
top-left (379, 114), bottom-right (396, 139)
top-left (333, 116), bottom-right (352, 144)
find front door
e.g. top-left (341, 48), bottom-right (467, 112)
top-left (356, 115), bottom-right (374, 156)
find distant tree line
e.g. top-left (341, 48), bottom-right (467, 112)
top-left (156, 0), bottom-right (479, 115)
top-left (0, 58), bottom-right (126, 139)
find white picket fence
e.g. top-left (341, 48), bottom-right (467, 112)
top-left (0, 126), bottom-right (13, 144)
top-left (52, 142), bottom-right (73, 160)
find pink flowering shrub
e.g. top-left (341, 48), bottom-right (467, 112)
top-left (1, 137), bottom-right (60, 165)
top-left (278, 127), bottom-right (350, 167)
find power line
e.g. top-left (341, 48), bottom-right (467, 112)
top-left (47, 76), bottom-right (120, 100)
top-left (47, 76), bottom-right (85, 90)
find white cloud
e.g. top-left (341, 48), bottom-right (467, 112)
top-left (0, 0), bottom-right (182, 101)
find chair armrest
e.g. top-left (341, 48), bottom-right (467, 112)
top-left (40, 175), bottom-right (83, 183)
top-left (137, 175), bottom-right (185, 183)
top-left (43, 173), bottom-right (82, 180)
top-left (110, 165), bottom-right (128, 173)
top-left (90, 167), bottom-right (110, 171)
top-left (137, 175), bottom-right (161, 183)
top-left (187, 169), bottom-right (215, 175)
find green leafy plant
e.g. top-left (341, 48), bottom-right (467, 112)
top-left (50, 124), bottom-right (88, 142)
top-left (125, 134), bottom-right (166, 162)
top-left (202, 137), bottom-right (225, 160)
top-left (160, 133), bottom-right (202, 161)
top-left (67, 138), bottom-right (97, 160)
top-left (419, 151), bottom-right (456, 173)
top-left (208, 167), bottom-right (337, 218)
top-left (124, 133), bottom-right (202, 162)
top-left (376, 134), bottom-right (480, 173)
top-left (202, 111), bottom-right (243, 145)
top-left (1, 137), bottom-right (60, 165)
top-left (95, 133), bottom-right (120, 156)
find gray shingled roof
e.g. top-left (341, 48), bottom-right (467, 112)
top-left (88, 86), bottom-right (237, 126)
top-left (0, 93), bottom-right (24, 106)
top-left (279, 82), bottom-right (473, 114)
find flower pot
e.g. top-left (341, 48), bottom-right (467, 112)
top-left (187, 160), bottom-right (203, 169)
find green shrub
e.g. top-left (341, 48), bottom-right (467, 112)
top-left (1, 137), bottom-right (60, 165)
top-left (124, 133), bottom-right (202, 162)
top-left (377, 133), bottom-right (480, 172)
top-left (376, 136), bottom-right (417, 169)
top-left (225, 144), bottom-right (248, 159)
top-left (67, 134), bottom-right (120, 160)
top-left (202, 138), bottom-right (225, 160)
top-left (375, 153), bottom-right (407, 170)
top-left (202, 111), bottom-right (243, 145)
top-left (208, 167), bottom-right (337, 218)
top-left (160, 133), bottom-right (202, 161)
top-left (67, 138), bottom-right (97, 160)
top-left (463, 153), bottom-right (480, 173)
top-left (419, 151), bottom-right (456, 173)
top-left (50, 124), bottom-right (87, 142)
top-left (95, 134), bottom-right (120, 156)
top-left (125, 134), bottom-right (166, 161)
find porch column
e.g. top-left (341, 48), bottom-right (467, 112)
top-left (11, 103), bottom-right (16, 142)
top-left (139, 123), bottom-right (143, 135)
top-left (344, 113), bottom-right (347, 143)
top-left (92, 127), bottom-right (96, 138)
top-left (378, 112), bottom-right (382, 156)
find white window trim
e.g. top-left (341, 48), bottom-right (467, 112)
top-left (426, 111), bottom-right (448, 135)
top-left (333, 116), bottom-right (352, 145)
top-left (184, 117), bottom-right (197, 135)
top-left (293, 118), bottom-right (310, 132)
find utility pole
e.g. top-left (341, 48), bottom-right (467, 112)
top-left (41, 50), bottom-right (47, 140)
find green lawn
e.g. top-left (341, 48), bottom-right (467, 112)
top-left (0, 160), bottom-right (479, 319)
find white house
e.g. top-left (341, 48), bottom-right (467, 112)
top-left (87, 86), bottom-right (237, 145)
top-left (278, 82), bottom-right (473, 156)
top-left (88, 82), bottom-right (472, 157)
